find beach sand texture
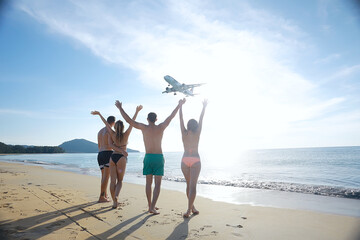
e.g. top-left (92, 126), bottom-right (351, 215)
top-left (0, 161), bottom-right (359, 240)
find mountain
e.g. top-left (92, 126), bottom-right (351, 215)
top-left (58, 139), bottom-right (139, 153)
top-left (0, 142), bottom-right (64, 154)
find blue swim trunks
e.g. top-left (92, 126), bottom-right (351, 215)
top-left (143, 154), bottom-right (165, 176)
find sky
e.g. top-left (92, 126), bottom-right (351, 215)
top-left (0, 0), bottom-right (359, 155)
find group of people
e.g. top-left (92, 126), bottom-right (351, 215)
top-left (91, 99), bottom-right (207, 217)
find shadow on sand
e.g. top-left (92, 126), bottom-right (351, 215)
top-left (0, 201), bottom-right (109, 239)
top-left (89, 212), bottom-right (154, 239)
top-left (166, 217), bottom-right (192, 240)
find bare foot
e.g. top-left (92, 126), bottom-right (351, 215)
top-left (98, 197), bottom-right (110, 203)
top-left (148, 207), bottom-right (159, 212)
top-left (112, 201), bottom-right (119, 209)
top-left (149, 208), bottom-right (160, 215)
top-left (192, 206), bottom-right (199, 215)
top-left (183, 209), bottom-right (191, 218)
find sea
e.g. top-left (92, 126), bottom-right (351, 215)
top-left (1, 146), bottom-right (359, 217)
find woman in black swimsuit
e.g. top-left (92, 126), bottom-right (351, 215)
top-left (92, 104), bottom-right (142, 208)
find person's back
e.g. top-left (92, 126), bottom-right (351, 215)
top-left (98, 127), bottom-right (112, 152)
top-left (142, 123), bottom-right (166, 154)
top-left (109, 125), bottom-right (131, 153)
top-left (182, 130), bottom-right (200, 155)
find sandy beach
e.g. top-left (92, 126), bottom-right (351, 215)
top-left (0, 161), bottom-right (359, 240)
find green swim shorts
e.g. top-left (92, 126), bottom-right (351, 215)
top-left (143, 154), bottom-right (165, 176)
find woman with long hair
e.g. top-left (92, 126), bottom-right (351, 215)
top-left (92, 104), bottom-right (142, 208)
top-left (179, 99), bottom-right (207, 217)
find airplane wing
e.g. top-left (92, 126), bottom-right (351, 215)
top-left (183, 89), bottom-right (194, 96)
top-left (182, 83), bottom-right (205, 89)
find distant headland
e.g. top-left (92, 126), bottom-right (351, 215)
top-left (58, 139), bottom-right (139, 153)
top-left (0, 139), bottom-right (139, 154)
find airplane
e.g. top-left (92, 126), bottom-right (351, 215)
top-left (162, 75), bottom-right (204, 97)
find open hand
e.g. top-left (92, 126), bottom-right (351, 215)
top-left (203, 99), bottom-right (208, 108)
top-left (115, 100), bottom-right (122, 109)
top-left (179, 98), bottom-right (186, 105)
top-left (91, 111), bottom-right (100, 115)
top-left (136, 105), bottom-right (143, 112)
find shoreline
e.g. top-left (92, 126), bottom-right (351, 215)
top-left (1, 158), bottom-right (360, 218)
top-left (0, 161), bottom-right (360, 239)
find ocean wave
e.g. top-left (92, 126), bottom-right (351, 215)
top-left (4, 159), bottom-right (60, 166)
top-left (163, 176), bottom-right (360, 200)
top-left (2, 158), bottom-right (359, 200)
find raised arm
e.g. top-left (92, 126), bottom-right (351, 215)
top-left (160, 98), bottom-right (186, 129)
top-left (179, 103), bottom-right (186, 134)
top-left (91, 111), bottom-right (115, 136)
top-left (125, 105), bottom-right (143, 135)
top-left (115, 101), bottom-right (145, 130)
top-left (198, 99), bottom-right (208, 133)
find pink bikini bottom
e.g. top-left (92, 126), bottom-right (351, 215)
top-left (182, 157), bottom-right (200, 167)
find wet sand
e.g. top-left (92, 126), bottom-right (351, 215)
top-left (0, 161), bottom-right (359, 240)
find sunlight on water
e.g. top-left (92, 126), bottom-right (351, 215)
top-left (1, 147), bottom-right (359, 200)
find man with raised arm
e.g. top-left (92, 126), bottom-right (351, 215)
top-left (115, 99), bottom-right (186, 215)
top-left (96, 115), bottom-right (116, 203)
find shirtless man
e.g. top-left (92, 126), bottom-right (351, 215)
top-left (116, 99), bottom-right (186, 214)
top-left (96, 115), bottom-right (115, 203)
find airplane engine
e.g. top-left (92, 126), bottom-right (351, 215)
top-left (166, 87), bottom-right (169, 91)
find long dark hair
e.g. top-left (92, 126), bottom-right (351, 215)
top-left (114, 120), bottom-right (124, 143)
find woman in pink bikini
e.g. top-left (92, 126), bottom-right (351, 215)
top-left (179, 99), bottom-right (207, 218)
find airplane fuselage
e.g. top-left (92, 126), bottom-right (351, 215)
top-left (164, 75), bottom-right (183, 89)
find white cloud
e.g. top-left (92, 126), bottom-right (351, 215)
top-left (314, 53), bottom-right (341, 64)
top-left (15, 0), bottom-right (358, 153)
top-left (330, 64), bottom-right (360, 79)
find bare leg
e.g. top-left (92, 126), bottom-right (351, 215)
top-left (103, 167), bottom-right (110, 199)
top-left (109, 160), bottom-right (118, 208)
top-left (188, 162), bottom-right (201, 215)
top-left (149, 175), bottom-right (162, 215)
top-left (181, 162), bottom-right (191, 217)
top-left (98, 167), bottom-right (110, 202)
top-left (181, 162), bottom-right (201, 217)
top-left (113, 157), bottom-right (127, 208)
top-left (146, 175), bottom-right (153, 212)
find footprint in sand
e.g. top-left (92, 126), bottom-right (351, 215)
top-left (226, 224), bottom-right (243, 228)
top-left (232, 232), bottom-right (243, 237)
top-left (2, 203), bottom-right (13, 209)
